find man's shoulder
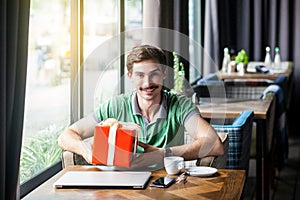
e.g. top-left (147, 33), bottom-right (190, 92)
top-left (163, 90), bottom-right (192, 103)
top-left (108, 92), bottom-right (132, 105)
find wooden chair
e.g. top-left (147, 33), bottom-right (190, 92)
top-left (184, 110), bottom-right (254, 174)
top-left (61, 150), bottom-right (89, 168)
top-left (211, 110), bottom-right (254, 172)
top-left (184, 132), bottom-right (228, 169)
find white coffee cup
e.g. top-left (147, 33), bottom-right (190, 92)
top-left (164, 156), bottom-right (184, 175)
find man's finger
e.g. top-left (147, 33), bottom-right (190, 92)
top-left (138, 141), bottom-right (148, 148)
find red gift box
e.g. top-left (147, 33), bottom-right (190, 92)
top-left (92, 119), bottom-right (139, 168)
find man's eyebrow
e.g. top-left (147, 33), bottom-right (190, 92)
top-left (151, 68), bottom-right (162, 73)
top-left (134, 68), bottom-right (162, 74)
top-left (134, 71), bottom-right (144, 75)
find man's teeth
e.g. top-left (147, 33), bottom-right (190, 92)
top-left (145, 88), bottom-right (154, 92)
top-left (142, 86), bottom-right (158, 92)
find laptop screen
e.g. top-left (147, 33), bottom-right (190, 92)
top-left (53, 171), bottom-right (152, 189)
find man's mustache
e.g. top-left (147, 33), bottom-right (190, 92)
top-left (139, 85), bottom-right (159, 90)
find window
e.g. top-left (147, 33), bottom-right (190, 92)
top-left (20, 0), bottom-right (71, 185)
top-left (20, 0), bottom-right (203, 196)
top-left (83, 0), bottom-right (119, 115)
top-left (20, 0), bottom-right (142, 197)
top-left (83, 0), bottom-right (142, 115)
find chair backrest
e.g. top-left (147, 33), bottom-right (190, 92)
top-left (225, 85), bottom-right (266, 99)
top-left (184, 130), bottom-right (229, 168)
top-left (195, 132), bottom-right (229, 169)
top-left (224, 76), bottom-right (287, 101)
top-left (211, 110), bottom-right (254, 172)
top-left (262, 84), bottom-right (288, 170)
top-left (224, 78), bottom-right (273, 99)
top-left (192, 81), bottom-right (226, 98)
top-left (191, 73), bottom-right (225, 98)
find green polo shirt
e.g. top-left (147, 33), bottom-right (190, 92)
top-left (94, 90), bottom-right (199, 151)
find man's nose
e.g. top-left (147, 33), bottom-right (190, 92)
top-left (143, 75), bottom-right (152, 84)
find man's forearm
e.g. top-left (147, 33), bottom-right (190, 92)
top-left (58, 129), bottom-right (91, 162)
top-left (169, 136), bottom-right (223, 161)
top-left (169, 140), bottom-right (203, 160)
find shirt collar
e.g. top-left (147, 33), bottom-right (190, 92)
top-left (132, 91), bottom-right (167, 119)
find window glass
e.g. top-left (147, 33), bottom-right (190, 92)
top-left (83, 0), bottom-right (119, 115)
top-left (124, 0), bottom-right (143, 93)
top-left (124, 0), bottom-right (142, 47)
top-left (20, 0), bottom-right (71, 184)
top-left (83, 0), bottom-right (142, 115)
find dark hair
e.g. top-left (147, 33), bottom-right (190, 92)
top-left (126, 44), bottom-right (167, 73)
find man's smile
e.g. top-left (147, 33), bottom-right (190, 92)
top-left (140, 85), bottom-right (159, 93)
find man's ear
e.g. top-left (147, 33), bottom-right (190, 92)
top-left (127, 71), bottom-right (132, 79)
top-left (162, 67), bottom-right (168, 79)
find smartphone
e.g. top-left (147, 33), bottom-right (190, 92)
top-left (255, 65), bottom-right (270, 73)
top-left (149, 177), bottom-right (176, 188)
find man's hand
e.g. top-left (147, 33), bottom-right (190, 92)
top-left (130, 141), bottom-right (165, 169)
top-left (138, 141), bottom-right (160, 153)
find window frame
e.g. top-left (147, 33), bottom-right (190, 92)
top-left (20, 162), bottom-right (62, 198)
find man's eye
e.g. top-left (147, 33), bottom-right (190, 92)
top-left (150, 72), bottom-right (162, 78)
top-left (137, 73), bottom-right (144, 78)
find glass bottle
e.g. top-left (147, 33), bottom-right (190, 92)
top-left (264, 46), bottom-right (272, 69)
top-left (221, 47), bottom-right (230, 72)
top-left (274, 46), bottom-right (281, 69)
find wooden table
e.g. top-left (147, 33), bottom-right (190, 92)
top-left (198, 98), bottom-right (272, 120)
top-left (23, 165), bottom-right (246, 200)
top-left (197, 97), bottom-right (274, 200)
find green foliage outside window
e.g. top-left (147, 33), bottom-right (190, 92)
top-left (20, 124), bottom-right (64, 184)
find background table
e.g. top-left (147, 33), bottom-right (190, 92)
top-left (217, 61), bottom-right (293, 81)
top-left (23, 165), bottom-right (246, 200)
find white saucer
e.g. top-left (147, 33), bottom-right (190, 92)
top-left (186, 166), bottom-right (218, 177)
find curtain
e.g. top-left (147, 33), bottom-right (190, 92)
top-left (0, 0), bottom-right (30, 200)
top-left (143, 0), bottom-right (189, 87)
top-left (203, 0), bottom-right (300, 136)
top-left (292, 0), bottom-right (300, 136)
top-left (203, 0), bottom-right (219, 76)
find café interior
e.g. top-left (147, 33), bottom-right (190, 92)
top-left (1, 0), bottom-right (300, 200)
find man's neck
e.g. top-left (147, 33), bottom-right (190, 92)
top-left (137, 94), bottom-right (162, 123)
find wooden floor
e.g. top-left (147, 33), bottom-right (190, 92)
top-left (244, 134), bottom-right (300, 199)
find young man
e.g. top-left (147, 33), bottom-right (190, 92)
top-left (58, 44), bottom-right (224, 168)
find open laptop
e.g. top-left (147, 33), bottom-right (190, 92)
top-left (53, 171), bottom-right (152, 189)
